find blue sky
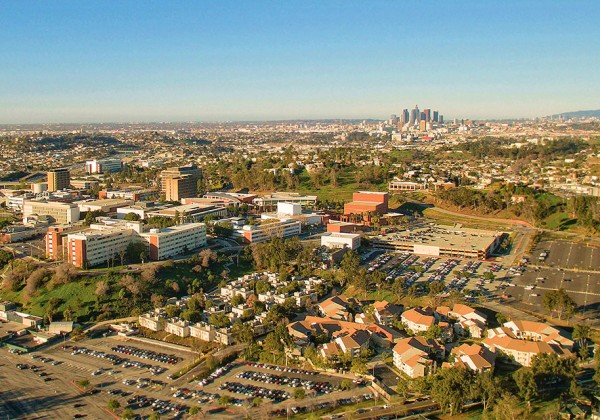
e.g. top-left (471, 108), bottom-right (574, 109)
top-left (1, 1), bottom-right (599, 123)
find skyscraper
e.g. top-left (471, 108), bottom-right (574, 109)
top-left (410, 105), bottom-right (420, 125)
top-left (423, 109), bottom-right (431, 122)
top-left (433, 111), bottom-right (439, 123)
top-left (401, 109), bottom-right (409, 125)
top-left (47, 169), bottom-right (70, 192)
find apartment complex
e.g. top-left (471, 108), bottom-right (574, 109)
top-left (160, 165), bottom-right (201, 201)
top-left (47, 169), bottom-right (70, 192)
top-left (23, 200), bottom-right (80, 224)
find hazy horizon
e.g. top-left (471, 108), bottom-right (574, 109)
top-left (1, 1), bottom-right (599, 124)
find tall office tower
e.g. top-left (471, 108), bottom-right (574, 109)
top-left (414, 105), bottom-right (420, 123)
top-left (433, 111), bottom-right (439, 123)
top-left (47, 169), bottom-right (71, 192)
top-left (420, 112), bottom-right (426, 122)
top-left (423, 109), bottom-right (431, 122)
top-left (401, 109), bottom-right (410, 125)
top-left (160, 165), bottom-right (202, 201)
top-left (439, 115), bottom-right (444, 124)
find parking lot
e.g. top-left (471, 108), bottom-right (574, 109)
top-left (533, 239), bottom-right (600, 271)
top-left (364, 251), bottom-right (507, 300)
top-left (0, 349), bottom-right (109, 419)
top-left (199, 361), bottom-right (375, 417)
top-left (1, 334), bottom-right (205, 419)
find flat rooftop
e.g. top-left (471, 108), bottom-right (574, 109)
top-left (372, 225), bottom-right (503, 251)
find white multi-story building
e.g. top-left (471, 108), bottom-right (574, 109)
top-left (139, 312), bottom-right (166, 332)
top-left (320, 232), bottom-right (361, 250)
top-left (85, 159), bottom-right (122, 174)
top-left (58, 218), bottom-right (206, 268)
top-left (141, 223), bottom-right (206, 261)
top-left (241, 219), bottom-right (301, 243)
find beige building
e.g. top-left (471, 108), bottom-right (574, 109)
top-left (165, 318), bottom-right (190, 337)
top-left (47, 169), bottom-right (71, 192)
top-left (138, 313), bottom-right (166, 332)
top-left (160, 166), bottom-right (201, 201)
top-left (23, 200), bottom-right (80, 224)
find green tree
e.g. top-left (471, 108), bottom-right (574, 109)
top-left (218, 395), bottom-right (231, 406)
top-left (209, 313), bottom-right (230, 328)
top-left (231, 294), bottom-right (245, 306)
top-left (471, 372), bottom-right (500, 411)
top-left (430, 367), bottom-right (471, 416)
top-left (123, 212), bottom-right (141, 221)
top-left (513, 368), bottom-right (537, 402)
top-left (493, 393), bottom-right (522, 420)
top-left (77, 379), bottom-right (90, 390)
top-left (572, 324), bottom-right (592, 348)
top-left (396, 378), bottom-right (409, 399)
top-left (293, 388), bottom-right (306, 400)
top-left (232, 322), bottom-right (254, 343)
top-left (339, 250), bottom-right (360, 287)
top-left (252, 397), bottom-right (263, 407)
top-left (189, 406), bottom-right (201, 416)
top-left (121, 408), bottom-right (135, 419)
top-left (107, 399), bottom-right (120, 412)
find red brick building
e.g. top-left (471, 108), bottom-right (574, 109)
top-left (343, 191), bottom-right (388, 215)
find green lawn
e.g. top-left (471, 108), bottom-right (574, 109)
top-left (295, 168), bottom-right (387, 202)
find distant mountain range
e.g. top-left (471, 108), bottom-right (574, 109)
top-left (549, 109), bottom-right (600, 118)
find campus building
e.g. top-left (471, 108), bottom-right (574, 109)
top-left (23, 200), bottom-right (80, 224)
top-left (85, 158), bottom-right (122, 174)
top-left (240, 219), bottom-right (301, 243)
top-left (320, 232), bottom-right (361, 251)
top-left (370, 224), bottom-right (503, 260)
top-left (47, 218), bottom-right (206, 268)
top-left (252, 192), bottom-right (318, 211)
top-left (47, 169), bottom-right (70, 192)
top-left (343, 191), bottom-right (389, 215)
top-left (388, 180), bottom-right (428, 191)
top-left (160, 165), bottom-right (201, 201)
top-left (141, 223), bottom-right (207, 261)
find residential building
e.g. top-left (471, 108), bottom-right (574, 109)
top-left (444, 343), bottom-right (495, 373)
top-left (165, 318), bottom-right (190, 337)
top-left (401, 307), bottom-right (435, 333)
top-left (139, 312), bottom-right (166, 332)
top-left (393, 336), bottom-right (441, 378)
top-left (372, 301), bottom-right (403, 326)
top-left (317, 295), bottom-right (360, 321)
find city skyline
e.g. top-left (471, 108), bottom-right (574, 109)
top-left (1, 1), bottom-right (599, 123)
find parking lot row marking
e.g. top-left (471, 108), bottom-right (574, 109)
top-left (534, 286), bottom-right (600, 296)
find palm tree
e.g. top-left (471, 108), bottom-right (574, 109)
top-left (572, 324), bottom-right (592, 349)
